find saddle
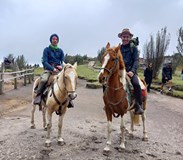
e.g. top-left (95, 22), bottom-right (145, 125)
top-left (125, 76), bottom-right (147, 105)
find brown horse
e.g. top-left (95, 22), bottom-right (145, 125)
top-left (98, 43), bottom-right (128, 152)
top-left (31, 62), bottom-right (78, 147)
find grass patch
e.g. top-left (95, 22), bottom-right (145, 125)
top-left (34, 67), bottom-right (44, 76)
top-left (77, 65), bottom-right (98, 82)
top-left (33, 65), bottom-right (99, 82)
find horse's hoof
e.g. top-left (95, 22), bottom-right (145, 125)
top-left (142, 137), bottom-right (148, 141)
top-left (57, 138), bottom-right (65, 146)
top-left (44, 127), bottom-right (47, 131)
top-left (45, 140), bottom-right (51, 147)
top-left (30, 125), bottom-right (35, 129)
top-left (119, 143), bottom-right (125, 150)
top-left (103, 149), bottom-right (111, 156)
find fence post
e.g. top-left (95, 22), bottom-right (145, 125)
top-left (32, 68), bottom-right (34, 81)
top-left (0, 63), bottom-right (4, 94)
top-left (14, 66), bottom-right (17, 89)
top-left (24, 69), bottom-right (27, 86)
top-left (28, 66), bottom-right (31, 84)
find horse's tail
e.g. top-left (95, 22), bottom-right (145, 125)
top-left (132, 114), bottom-right (140, 125)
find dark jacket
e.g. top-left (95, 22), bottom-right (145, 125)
top-left (144, 68), bottom-right (153, 83)
top-left (42, 45), bottom-right (64, 71)
top-left (162, 66), bottom-right (172, 80)
top-left (120, 44), bottom-right (139, 73)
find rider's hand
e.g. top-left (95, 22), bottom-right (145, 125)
top-left (56, 65), bottom-right (62, 71)
top-left (127, 71), bottom-right (134, 78)
top-left (53, 68), bottom-right (59, 73)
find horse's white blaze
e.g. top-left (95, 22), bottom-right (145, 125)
top-left (98, 53), bottom-right (110, 78)
top-left (68, 71), bottom-right (76, 90)
top-left (120, 69), bottom-right (126, 90)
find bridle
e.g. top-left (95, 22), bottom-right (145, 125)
top-left (50, 65), bottom-right (77, 106)
top-left (101, 50), bottom-right (119, 83)
top-left (100, 49), bottom-right (127, 114)
top-left (56, 65), bottom-right (77, 94)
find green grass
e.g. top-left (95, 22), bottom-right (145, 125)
top-left (34, 65), bottom-right (99, 82)
top-left (34, 67), bottom-right (44, 76)
top-left (77, 65), bottom-right (98, 82)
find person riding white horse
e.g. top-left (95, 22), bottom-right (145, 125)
top-left (33, 33), bottom-right (74, 108)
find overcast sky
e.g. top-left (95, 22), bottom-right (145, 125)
top-left (0, 0), bottom-right (182, 65)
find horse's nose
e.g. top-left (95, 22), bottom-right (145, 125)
top-left (99, 76), bottom-right (105, 83)
top-left (69, 92), bottom-right (77, 100)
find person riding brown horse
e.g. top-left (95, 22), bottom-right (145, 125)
top-left (118, 28), bottom-right (144, 114)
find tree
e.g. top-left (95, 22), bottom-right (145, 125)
top-left (177, 27), bottom-right (183, 55)
top-left (143, 27), bottom-right (170, 78)
top-left (97, 47), bottom-right (105, 64)
top-left (171, 53), bottom-right (183, 74)
top-left (16, 55), bottom-right (27, 70)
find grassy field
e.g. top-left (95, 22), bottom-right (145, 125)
top-left (34, 65), bottom-right (183, 98)
top-left (34, 65), bottom-right (99, 82)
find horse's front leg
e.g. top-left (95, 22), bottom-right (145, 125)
top-left (57, 114), bottom-right (65, 145)
top-left (30, 104), bottom-right (36, 129)
top-left (42, 106), bottom-right (47, 130)
top-left (141, 111), bottom-right (148, 141)
top-left (120, 116), bottom-right (126, 149)
top-left (104, 120), bottom-right (112, 152)
top-left (45, 110), bottom-right (52, 147)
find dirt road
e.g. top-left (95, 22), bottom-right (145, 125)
top-left (0, 79), bottom-right (183, 160)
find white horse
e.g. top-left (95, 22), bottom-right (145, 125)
top-left (31, 62), bottom-right (78, 147)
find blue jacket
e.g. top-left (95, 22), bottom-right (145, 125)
top-left (120, 44), bottom-right (139, 73)
top-left (42, 45), bottom-right (64, 71)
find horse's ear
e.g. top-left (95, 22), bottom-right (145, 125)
top-left (106, 42), bottom-right (110, 49)
top-left (63, 61), bottom-right (66, 66)
top-left (73, 62), bottom-right (77, 69)
top-left (115, 44), bottom-right (121, 52)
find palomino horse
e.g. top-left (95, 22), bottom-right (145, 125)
top-left (31, 62), bottom-right (78, 147)
top-left (98, 43), bottom-right (128, 152)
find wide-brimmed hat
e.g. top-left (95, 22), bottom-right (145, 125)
top-left (118, 28), bottom-right (133, 38)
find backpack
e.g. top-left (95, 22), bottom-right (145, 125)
top-left (129, 37), bottom-right (139, 53)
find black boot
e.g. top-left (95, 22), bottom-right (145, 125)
top-left (33, 94), bottom-right (42, 105)
top-left (33, 81), bottom-right (45, 105)
top-left (67, 100), bottom-right (74, 108)
top-left (135, 103), bottom-right (144, 115)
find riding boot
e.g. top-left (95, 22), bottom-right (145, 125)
top-left (67, 100), bottom-right (74, 108)
top-left (33, 82), bottom-right (45, 105)
top-left (135, 103), bottom-right (144, 115)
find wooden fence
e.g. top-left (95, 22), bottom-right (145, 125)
top-left (0, 62), bottom-right (34, 94)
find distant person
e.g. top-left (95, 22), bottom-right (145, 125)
top-left (144, 63), bottom-right (153, 93)
top-left (118, 28), bottom-right (143, 114)
top-left (181, 68), bottom-right (183, 80)
top-left (33, 34), bottom-right (74, 108)
top-left (160, 61), bottom-right (173, 94)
